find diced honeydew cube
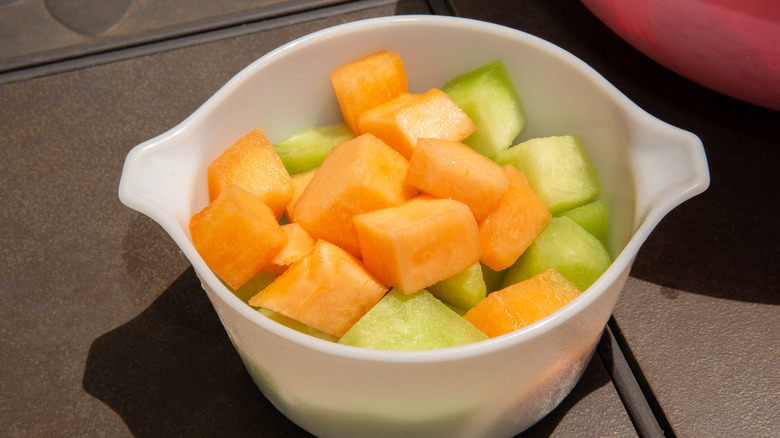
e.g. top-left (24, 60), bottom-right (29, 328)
top-left (338, 289), bottom-right (488, 350)
top-left (427, 262), bottom-right (487, 311)
top-left (502, 216), bottom-right (611, 291)
top-left (556, 199), bottom-right (609, 243)
top-left (493, 135), bottom-right (601, 214)
top-left (443, 60), bottom-right (527, 157)
top-left (273, 123), bottom-right (354, 175)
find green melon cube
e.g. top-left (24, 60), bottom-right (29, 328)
top-left (273, 122), bottom-right (354, 175)
top-left (557, 199), bottom-right (609, 243)
top-left (502, 216), bottom-right (611, 291)
top-left (338, 289), bottom-right (488, 350)
top-left (481, 262), bottom-right (506, 294)
top-left (224, 271), bottom-right (277, 304)
top-left (442, 60), bottom-right (526, 158)
top-left (493, 135), bottom-right (601, 214)
top-left (427, 262), bottom-right (487, 311)
top-left (444, 302), bottom-right (468, 316)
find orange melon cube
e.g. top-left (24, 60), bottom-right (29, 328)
top-left (263, 223), bottom-right (317, 275)
top-left (293, 133), bottom-right (417, 257)
top-left (406, 138), bottom-right (509, 220)
top-left (353, 196), bottom-right (481, 294)
top-left (463, 268), bottom-right (580, 338)
top-left (189, 184), bottom-right (287, 290)
top-left (249, 239), bottom-right (388, 337)
top-left (357, 88), bottom-right (476, 159)
top-left (330, 50), bottom-right (408, 135)
top-left (208, 126), bottom-right (293, 219)
top-left (284, 167), bottom-right (317, 222)
top-left (479, 165), bottom-right (552, 271)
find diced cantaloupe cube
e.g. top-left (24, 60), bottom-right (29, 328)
top-left (248, 239), bottom-right (388, 337)
top-left (478, 165), bottom-right (552, 271)
top-left (463, 268), bottom-right (580, 338)
top-left (207, 126), bottom-right (293, 219)
top-left (257, 308), bottom-right (339, 342)
top-left (330, 50), bottom-right (408, 135)
top-left (284, 167), bottom-right (317, 222)
top-left (293, 133), bottom-right (417, 257)
top-left (189, 184), bottom-right (287, 290)
top-left (262, 223), bottom-right (317, 275)
top-left (406, 138), bottom-right (508, 220)
top-left (353, 196), bottom-right (481, 294)
top-left (357, 89), bottom-right (476, 159)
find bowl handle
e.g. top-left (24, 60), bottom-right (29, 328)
top-left (630, 120), bottom-right (709, 228)
top-left (117, 132), bottom-right (203, 249)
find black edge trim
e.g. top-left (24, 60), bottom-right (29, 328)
top-left (598, 318), bottom-right (676, 437)
top-left (425, 0), bottom-right (456, 16)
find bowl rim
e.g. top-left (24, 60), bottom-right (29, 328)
top-left (121, 14), bottom-right (706, 364)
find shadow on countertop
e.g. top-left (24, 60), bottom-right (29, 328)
top-left (82, 267), bottom-right (315, 437)
top-left (82, 267), bottom-right (610, 438)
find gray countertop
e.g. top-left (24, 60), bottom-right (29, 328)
top-left (1, 0), bottom-right (777, 436)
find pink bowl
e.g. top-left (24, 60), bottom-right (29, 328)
top-left (581, 0), bottom-right (780, 111)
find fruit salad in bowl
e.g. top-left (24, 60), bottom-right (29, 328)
top-left (119, 15), bottom-right (709, 438)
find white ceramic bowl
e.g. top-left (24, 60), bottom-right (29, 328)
top-left (118, 15), bottom-right (709, 438)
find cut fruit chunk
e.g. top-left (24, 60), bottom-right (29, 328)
top-left (502, 216), bottom-right (611, 291)
top-left (481, 262), bottom-right (507, 294)
top-left (284, 167), bottom-right (317, 222)
top-left (493, 135), bottom-right (601, 214)
top-left (189, 184), bottom-right (287, 290)
top-left (442, 60), bottom-right (526, 157)
top-left (338, 289), bottom-right (488, 350)
top-left (406, 138), bottom-right (509, 220)
top-left (557, 199), bottom-right (609, 243)
top-left (427, 261), bottom-right (487, 311)
top-left (257, 308), bottom-right (339, 342)
top-left (330, 50), bottom-right (408, 135)
top-left (226, 271), bottom-right (277, 304)
top-left (464, 268), bottom-right (581, 338)
top-left (273, 123), bottom-right (354, 175)
top-left (262, 223), bottom-right (317, 275)
top-left (249, 239), bottom-right (387, 338)
top-left (207, 126), bottom-right (293, 219)
top-left (358, 88), bottom-right (476, 159)
top-left (478, 165), bottom-right (551, 271)
top-left (353, 196), bottom-right (481, 294)
top-left (293, 133), bottom-right (417, 257)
